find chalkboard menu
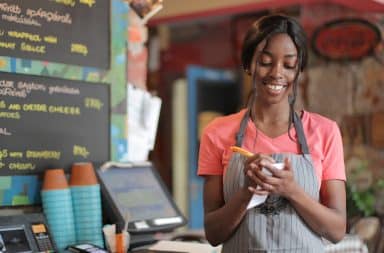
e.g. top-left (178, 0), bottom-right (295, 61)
top-left (0, 72), bottom-right (110, 175)
top-left (0, 0), bottom-right (110, 69)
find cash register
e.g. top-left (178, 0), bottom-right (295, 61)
top-left (96, 162), bottom-right (188, 250)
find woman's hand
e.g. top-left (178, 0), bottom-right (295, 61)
top-left (243, 153), bottom-right (274, 195)
top-left (245, 157), bottom-right (299, 198)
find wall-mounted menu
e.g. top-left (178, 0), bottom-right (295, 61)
top-left (0, 0), bottom-right (110, 69)
top-left (0, 72), bottom-right (110, 175)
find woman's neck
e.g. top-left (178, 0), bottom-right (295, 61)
top-left (251, 103), bottom-right (291, 125)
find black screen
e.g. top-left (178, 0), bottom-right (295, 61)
top-left (99, 167), bottom-right (178, 221)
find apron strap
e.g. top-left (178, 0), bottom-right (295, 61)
top-left (235, 110), bottom-right (250, 146)
top-left (235, 110), bottom-right (310, 155)
top-left (293, 111), bottom-right (310, 154)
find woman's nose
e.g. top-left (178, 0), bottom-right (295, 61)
top-left (269, 63), bottom-right (284, 79)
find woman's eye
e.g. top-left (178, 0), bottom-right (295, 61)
top-left (259, 61), bottom-right (271, 66)
top-left (285, 65), bottom-right (296, 69)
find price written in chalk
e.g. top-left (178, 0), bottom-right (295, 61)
top-left (0, 149), bottom-right (8, 160)
top-left (73, 145), bottom-right (90, 158)
top-left (84, 97), bottom-right (103, 110)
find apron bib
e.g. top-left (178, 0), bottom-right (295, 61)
top-left (222, 111), bottom-right (324, 253)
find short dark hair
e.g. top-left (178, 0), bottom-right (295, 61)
top-left (241, 14), bottom-right (308, 73)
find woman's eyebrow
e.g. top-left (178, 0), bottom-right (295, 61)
top-left (284, 54), bottom-right (297, 58)
top-left (260, 50), bottom-right (272, 56)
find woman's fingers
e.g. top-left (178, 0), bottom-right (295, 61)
top-left (284, 157), bottom-right (291, 170)
top-left (245, 153), bottom-right (275, 165)
top-left (247, 165), bottom-right (289, 192)
top-left (245, 157), bottom-right (298, 197)
top-left (243, 154), bottom-right (295, 195)
top-left (245, 154), bottom-right (275, 172)
top-left (246, 167), bottom-right (276, 189)
top-left (248, 186), bottom-right (269, 195)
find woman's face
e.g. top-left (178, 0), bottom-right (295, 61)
top-left (250, 33), bottom-right (298, 105)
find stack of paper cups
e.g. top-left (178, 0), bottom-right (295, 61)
top-left (41, 169), bottom-right (76, 252)
top-left (70, 162), bottom-right (104, 247)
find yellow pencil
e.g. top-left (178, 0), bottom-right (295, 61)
top-left (230, 146), bottom-right (254, 157)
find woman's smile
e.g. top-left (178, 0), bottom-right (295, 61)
top-left (263, 81), bottom-right (288, 95)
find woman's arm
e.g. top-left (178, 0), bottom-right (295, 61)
top-left (288, 179), bottom-right (346, 242)
top-left (287, 122), bottom-right (347, 242)
top-left (203, 175), bottom-right (253, 246)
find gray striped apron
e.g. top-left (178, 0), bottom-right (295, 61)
top-left (223, 111), bottom-right (324, 253)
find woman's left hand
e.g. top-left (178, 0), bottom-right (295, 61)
top-left (248, 157), bottom-right (299, 198)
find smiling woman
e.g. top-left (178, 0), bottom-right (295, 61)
top-left (249, 33), bottom-right (298, 112)
top-left (197, 14), bottom-right (347, 252)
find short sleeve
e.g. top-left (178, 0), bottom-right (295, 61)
top-left (197, 127), bottom-right (224, 176)
top-left (321, 122), bottom-right (346, 181)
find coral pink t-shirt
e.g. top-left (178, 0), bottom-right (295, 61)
top-left (198, 109), bottom-right (346, 185)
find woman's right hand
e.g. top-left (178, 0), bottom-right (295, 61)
top-left (244, 154), bottom-right (276, 194)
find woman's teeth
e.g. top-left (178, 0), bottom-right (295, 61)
top-left (266, 84), bottom-right (285, 91)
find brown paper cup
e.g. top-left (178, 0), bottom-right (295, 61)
top-left (69, 162), bottom-right (98, 186)
top-left (42, 169), bottom-right (68, 190)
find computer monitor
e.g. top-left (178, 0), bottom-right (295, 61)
top-left (96, 162), bottom-right (187, 236)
